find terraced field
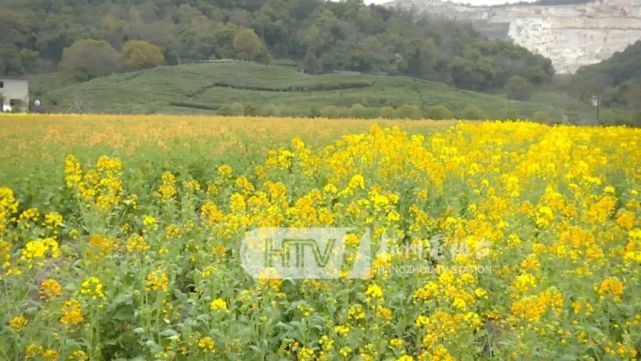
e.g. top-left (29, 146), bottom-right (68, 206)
top-left (30, 62), bottom-right (572, 120)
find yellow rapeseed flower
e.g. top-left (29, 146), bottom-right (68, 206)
top-left (349, 174), bottom-right (365, 190)
top-left (218, 164), bottom-right (233, 177)
top-left (210, 298), bottom-right (228, 311)
top-left (40, 279), bottom-right (63, 301)
top-left (44, 212), bottom-right (63, 228)
top-left (334, 325), bottom-right (350, 337)
top-left (80, 277), bottom-right (105, 299)
top-left (158, 171), bottom-right (177, 200)
top-left (198, 337), bottom-right (215, 353)
top-left (298, 347), bottom-right (314, 361)
top-left (597, 277), bottom-right (624, 300)
top-left (146, 270), bottom-right (170, 292)
top-left (60, 299), bottom-right (84, 326)
top-left (9, 315), bottom-right (28, 331)
top-left (365, 284), bottom-right (384, 299)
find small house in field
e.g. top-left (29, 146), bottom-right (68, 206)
top-left (0, 77), bottom-right (29, 112)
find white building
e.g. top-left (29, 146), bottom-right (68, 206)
top-left (0, 77), bottom-right (29, 112)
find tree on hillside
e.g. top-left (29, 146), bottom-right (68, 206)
top-left (0, 7), bottom-right (37, 75)
top-left (396, 105), bottom-right (423, 119)
top-left (449, 57), bottom-right (497, 91)
top-left (1, 0), bottom-right (554, 90)
top-left (570, 40), bottom-right (641, 112)
top-left (59, 39), bottom-right (121, 81)
top-left (349, 104), bottom-right (367, 118)
top-left (122, 40), bottom-right (165, 71)
top-left (209, 24), bottom-right (240, 59)
top-left (406, 38), bottom-right (440, 78)
top-left (526, 65), bottom-right (549, 86)
top-left (501, 107), bottom-right (520, 120)
top-left (380, 106), bottom-right (396, 119)
top-left (425, 105), bottom-right (453, 120)
top-left (462, 105), bottom-right (487, 120)
top-left (233, 29), bottom-right (265, 61)
top-left (321, 105), bottom-right (340, 118)
top-left (506, 76), bottom-right (534, 101)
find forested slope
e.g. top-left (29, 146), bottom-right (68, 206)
top-left (0, 0), bottom-right (553, 92)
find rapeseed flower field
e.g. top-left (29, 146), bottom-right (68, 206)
top-left (0, 114), bottom-right (640, 360)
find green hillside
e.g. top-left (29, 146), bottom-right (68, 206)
top-left (34, 61), bottom-right (572, 121)
top-left (570, 40), bottom-right (641, 121)
top-left (1, 0), bottom-right (553, 94)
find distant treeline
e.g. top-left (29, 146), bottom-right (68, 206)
top-left (0, 0), bottom-right (553, 92)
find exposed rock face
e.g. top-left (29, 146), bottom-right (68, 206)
top-left (387, 0), bottom-right (641, 73)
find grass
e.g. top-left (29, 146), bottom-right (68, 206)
top-left (30, 61), bottom-right (576, 121)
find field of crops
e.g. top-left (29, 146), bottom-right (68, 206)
top-left (1, 114), bottom-right (640, 361)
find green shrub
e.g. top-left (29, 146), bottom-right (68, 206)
top-left (396, 105), bottom-right (422, 120)
top-left (424, 105), bottom-right (453, 120)
top-left (261, 104), bottom-right (280, 117)
top-left (501, 107), bottom-right (520, 120)
top-left (309, 105), bottom-right (321, 118)
top-left (228, 103), bottom-right (244, 116)
top-left (461, 105), bottom-right (487, 120)
top-left (349, 104), bottom-right (367, 118)
top-left (506, 76), bottom-right (534, 101)
top-left (363, 107), bottom-right (382, 119)
top-left (321, 105), bottom-right (341, 118)
top-left (598, 109), bottom-right (630, 126)
top-left (532, 111), bottom-right (550, 123)
top-left (380, 106), bottom-right (396, 119)
top-left (336, 107), bottom-right (351, 118)
top-left (243, 103), bottom-right (259, 116)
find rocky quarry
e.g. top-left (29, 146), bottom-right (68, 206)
top-left (387, 0), bottom-right (641, 73)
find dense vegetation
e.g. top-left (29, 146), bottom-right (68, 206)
top-left (31, 61), bottom-right (568, 121)
top-left (0, 0), bottom-right (553, 92)
top-left (1, 116), bottom-right (640, 360)
top-left (570, 40), bottom-right (641, 119)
